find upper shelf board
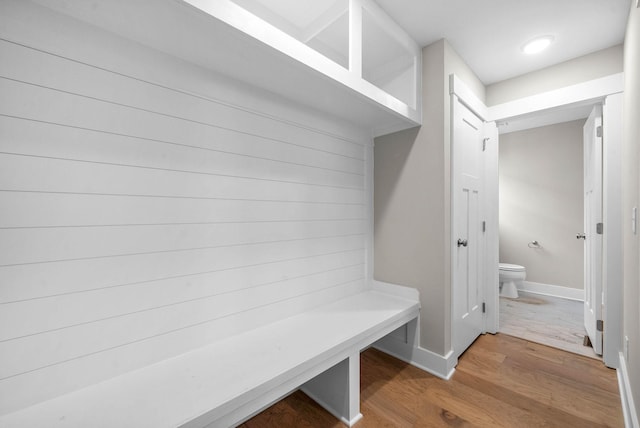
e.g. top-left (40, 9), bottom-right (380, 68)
top-left (31, 0), bottom-right (422, 137)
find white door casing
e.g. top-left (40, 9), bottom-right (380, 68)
top-left (482, 120), bottom-right (500, 335)
top-left (601, 93), bottom-right (623, 368)
top-left (452, 94), bottom-right (485, 359)
top-left (583, 104), bottom-right (604, 355)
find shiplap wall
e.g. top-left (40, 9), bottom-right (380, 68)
top-left (0, 1), bottom-right (371, 415)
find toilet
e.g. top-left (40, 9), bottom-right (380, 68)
top-left (499, 263), bottom-right (526, 298)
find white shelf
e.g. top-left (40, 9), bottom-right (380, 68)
top-left (32, 0), bottom-right (421, 137)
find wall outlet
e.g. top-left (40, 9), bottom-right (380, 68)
top-left (624, 336), bottom-right (630, 362)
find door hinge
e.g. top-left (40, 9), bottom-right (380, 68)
top-left (482, 221), bottom-right (486, 232)
top-left (596, 222), bottom-right (603, 234)
top-left (482, 137), bottom-right (489, 152)
top-left (482, 302), bottom-right (486, 313)
top-left (597, 319), bottom-right (604, 332)
top-left (596, 126), bottom-right (602, 138)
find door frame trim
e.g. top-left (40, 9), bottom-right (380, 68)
top-left (488, 73), bottom-right (623, 122)
top-left (601, 93), bottom-right (624, 368)
top-left (450, 74), bottom-right (489, 120)
top-left (487, 73), bottom-right (624, 368)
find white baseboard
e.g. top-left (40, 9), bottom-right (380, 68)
top-left (518, 281), bottom-right (584, 301)
top-left (373, 334), bottom-right (456, 380)
top-left (618, 352), bottom-right (640, 428)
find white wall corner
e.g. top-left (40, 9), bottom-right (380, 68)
top-left (364, 143), bottom-right (375, 284)
top-left (618, 352), bottom-right (640, 428)
top-left (371, 280), bottom-right (420, 301)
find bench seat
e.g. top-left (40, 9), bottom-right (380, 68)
top-left (0, 290), bottom-right (419, 428)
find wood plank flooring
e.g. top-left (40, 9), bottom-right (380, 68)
top-left (240, 333), bottom-right (622, 427)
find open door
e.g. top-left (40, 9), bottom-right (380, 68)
top-left (582, 105), bottom-right (603, 355)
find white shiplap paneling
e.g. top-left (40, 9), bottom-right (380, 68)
top-left (0, 1), bottom-right (370, 415)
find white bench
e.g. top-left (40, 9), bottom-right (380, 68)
top-left (0, 288), bottom-right (419, 428)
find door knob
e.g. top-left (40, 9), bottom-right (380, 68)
top-left (457, 238), bottom-right (468, 247)
top-left (576, 233), bottom-right (586, 240)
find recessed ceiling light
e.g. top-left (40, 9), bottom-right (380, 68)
top-left (521, 36), bottom-right (554, 55)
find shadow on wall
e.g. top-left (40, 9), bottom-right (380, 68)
top-left (373, 126), bottom-right (420, 224)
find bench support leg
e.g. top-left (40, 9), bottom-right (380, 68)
top-left (301, 352), bottom-right (362, 426)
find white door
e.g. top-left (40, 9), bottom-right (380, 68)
top-left (452, 96), bottom-right (485, 359)
top-left (583, 105), bottom-right (603, 355)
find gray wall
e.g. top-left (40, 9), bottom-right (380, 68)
top-left (374, 39), bottom-right (484, 356)
top-left (622, 0), bottom-right (640, 416)
top-left (499, 120), bottom-right (584, 290)
top-left (486, 45), bottom-right (623, 106)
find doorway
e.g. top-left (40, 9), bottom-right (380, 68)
top-left (486, 76), bottom-right (624, 368)
top-left (496, 107), bottom-right (600, 359)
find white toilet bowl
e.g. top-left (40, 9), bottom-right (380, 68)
top-left (499, 263), bottom-right (526, 298)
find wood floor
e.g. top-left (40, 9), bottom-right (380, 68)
top-left (240, 333), bottom-right (622, 427)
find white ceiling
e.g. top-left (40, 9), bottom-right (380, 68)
top-left (375, 0), bottom-right (631, 85)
